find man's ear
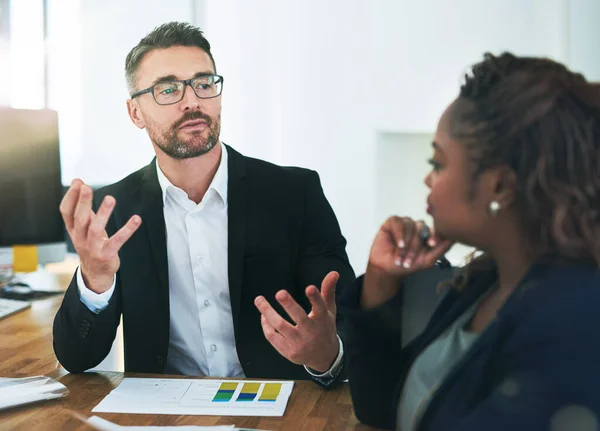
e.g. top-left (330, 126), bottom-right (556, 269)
top-left (127, 99), bottom-right (146, 129)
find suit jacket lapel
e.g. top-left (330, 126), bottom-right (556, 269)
top-left (140, 159), bottom-right (170, 316)
top-left (225, 145), bottom-right (248, 334)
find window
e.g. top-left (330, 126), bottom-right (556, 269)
top-left (2, 0), bottom-right (46, 109)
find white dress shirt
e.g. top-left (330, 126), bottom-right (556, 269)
top-left (80, 144), bottom-right (243, 377)
top-left (78, 144), bottom-right (343, 379)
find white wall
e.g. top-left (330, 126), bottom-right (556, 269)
top-left (568, 0), bottom-right (600, 81)
top-left (0, 0), bottom-right (9, 106)
top-left (2, 0), bottom-right (45, 108)
top-left (370, 0), bottom-right (572, 132)
top-left (201, 0), bottom-right (600, 271)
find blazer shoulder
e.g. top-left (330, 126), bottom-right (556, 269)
top-left (93, 162), bottom-right (153, 202)
top-left (513, 265), bottom-right (600, 335)
top-left (244, 155), bottom-right (318, 183)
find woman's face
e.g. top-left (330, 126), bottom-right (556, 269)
top-left (424, 100), bottom-right (504, 249)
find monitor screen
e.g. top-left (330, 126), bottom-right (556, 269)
top-left (0, 108), bottom-right (64, 247)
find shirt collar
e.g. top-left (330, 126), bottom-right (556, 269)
top-left (155, 142), bottom-right (228, 207)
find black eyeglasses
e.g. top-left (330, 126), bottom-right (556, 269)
top-left (131, 74), bottom-right (224, 105)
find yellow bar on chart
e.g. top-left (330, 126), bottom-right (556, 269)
top-left (259, 383), bottom-right (282, 402)
top-left (220, 382), bottom-right (238, 391)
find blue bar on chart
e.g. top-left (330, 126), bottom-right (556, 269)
top-left (212, 382), bottom-right (238, 402)
top-left (235, 382), bottom-right (260, 402)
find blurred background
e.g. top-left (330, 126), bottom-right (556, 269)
top-left (2, 0), bottom-right (600, 270)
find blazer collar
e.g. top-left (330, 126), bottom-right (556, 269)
top-left (140, 160), bottom-right (169, 316)
top-left (224, 144), bottom-right (248, 335)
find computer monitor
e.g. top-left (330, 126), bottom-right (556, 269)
top-left (0, 108), bottom-right (66, 266)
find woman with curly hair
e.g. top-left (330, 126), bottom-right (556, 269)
top-left (340, 53), bottom-right (600, 431)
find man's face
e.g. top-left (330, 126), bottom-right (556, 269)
top-left (127, 46), bottom-right (221, 159)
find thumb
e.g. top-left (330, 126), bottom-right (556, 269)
top-left (321, 271), bottom-right (340, 314)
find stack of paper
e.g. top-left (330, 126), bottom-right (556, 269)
top-left (0, 376), bottom-right (69, 410)
top-left (93, 378), bottom-right (294, 417)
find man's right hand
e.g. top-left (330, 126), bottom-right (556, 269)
top-left (361, 216), bottom-right (453, 309)
top-left (59, 179), bottom-right (142, 294)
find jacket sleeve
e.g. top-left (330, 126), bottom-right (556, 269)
top-left (339, 267), bottom-right (454, 429)
top-left (339, 274), bottom-right (406, 429)
top-left (295, 170), bottom-right (356, 388)
top-left (52, 272), bottom-right (121, 372)
top-left (52, 194), bottom-right (122, 373)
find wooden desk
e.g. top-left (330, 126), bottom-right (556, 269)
top-left (0, 269), bottom-right (378, 430)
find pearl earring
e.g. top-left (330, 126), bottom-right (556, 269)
top-left (489, 200), bottom-right (501, 216)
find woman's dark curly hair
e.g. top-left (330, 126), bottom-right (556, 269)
top-left (447, 52), bottom-right (600, 289)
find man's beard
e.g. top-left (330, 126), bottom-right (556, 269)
top-left (149, 111), bottom-right (221, 160)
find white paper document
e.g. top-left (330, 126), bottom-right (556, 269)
top-left (0, 376), bottom-right (69, 410)
top-left (92, 378), bottom-right (294, 417)
top-left (87, 416), bottom-right (236, 430)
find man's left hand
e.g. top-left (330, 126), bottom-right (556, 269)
top-left (254, 271), bottom-right (340, 373)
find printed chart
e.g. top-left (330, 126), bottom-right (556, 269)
top-left (212, 382), bottom-right (282, 403)
top-left (92, 378), bottom-right (294, 417)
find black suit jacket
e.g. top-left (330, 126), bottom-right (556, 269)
top-left (340, 262), bottom-right (600, 430)
top-left (53, 145), bottom-right (355, 382)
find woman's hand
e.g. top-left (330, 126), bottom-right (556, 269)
top-left (361, 216), bottom-right (453, 309)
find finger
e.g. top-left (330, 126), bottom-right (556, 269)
top-left (72, 184), bottom-right (95, 242)
top-left (254, 296), bottom-right (296, 339)
top-left (88, 196), bottom-right (116, 242)
top-left (320, 271), bottom-right (339, 314)
top-left (306, 285), bottom-right (329, 319)
top-left (59, 179), bottom-right (83, 232)
top-left (413, 245), bottom-right (432, 269)
top-left (260, 315), bottom-right (291, 356)
top-left (427, 228), bottom-right (448, 248)
top-left (421, 238), bottom-right (454, 267)
top-left (400, 219), bottom-right (421, 269)
top-left (104, 215), bottom-right (142, 255)
top-left (274, 290), bottom-right (310, 326)
top-left (385, 216), bottom-right (409, 264)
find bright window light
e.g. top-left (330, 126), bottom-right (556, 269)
top-left (9, 0), bottom-right (45, 109)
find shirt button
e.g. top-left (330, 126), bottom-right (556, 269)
top-left (204, 300), bottom-right (210, 307)
top-left (197, 255), bottom-right (203, 263)
top-left (211, 344), bottom-right (217, 352)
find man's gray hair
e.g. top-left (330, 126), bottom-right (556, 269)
top-left (125, 21), bottom-right (216, 96)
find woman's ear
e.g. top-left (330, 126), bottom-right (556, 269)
top-left (490, 166), bottom-right (518, 210)
top-left (127, 99), bottom-right (146, 129)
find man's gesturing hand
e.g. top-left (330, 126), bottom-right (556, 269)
top-left (59, 179), bottom-right (141, 293)
top-left (254, 271), bottom-right (340, 374)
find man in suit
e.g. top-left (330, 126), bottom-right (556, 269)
top-left (53, 22), bottom-right (355, 386)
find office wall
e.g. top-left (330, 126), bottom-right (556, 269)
top-left (201, 0), bottom-right (599, 271)
top-left (568, 0), bottom-right (600, 81)
top-left (0, 0), bottom-right (9, 106)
